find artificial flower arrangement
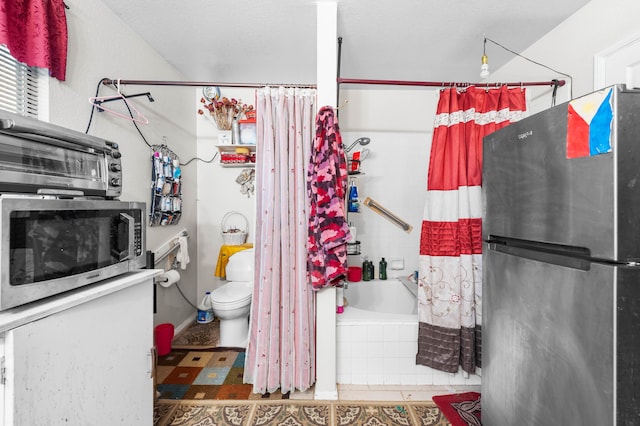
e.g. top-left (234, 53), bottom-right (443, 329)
top-left (198, 97), bottom-right (254, 131)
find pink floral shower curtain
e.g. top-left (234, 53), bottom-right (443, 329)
top-left (244, 87), bottom-right (317, 394)
top-left (417, 86), bottom-right (527, 374)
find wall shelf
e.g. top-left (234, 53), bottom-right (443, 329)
top-left (220, 162), bottom-right (255, 168)
top-left (216, 144), bottom-right (256, 167)
top-left (347, 241), bottom-right (361, 255)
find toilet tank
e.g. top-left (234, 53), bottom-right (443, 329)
top-left (226, 249), bottom-right (255, 281)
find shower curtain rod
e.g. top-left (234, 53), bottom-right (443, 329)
top-left (100, 78), bottom-right (317, 89)
top-left (100, 77), bottom-right (562, 91)
top-left (337, 77), bottom-right (565, 88)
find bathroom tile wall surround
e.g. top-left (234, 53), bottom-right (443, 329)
top-left (336, 323), bottom-right (482, 387)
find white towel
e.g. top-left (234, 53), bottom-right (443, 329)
top-left (176, 236), bottom-right (190, 270)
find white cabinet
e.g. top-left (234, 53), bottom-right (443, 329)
top-left (0, 272), bottom-right (156, 426)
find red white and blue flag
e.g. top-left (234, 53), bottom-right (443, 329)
top-left (566, 87), bottom-right (613, 159)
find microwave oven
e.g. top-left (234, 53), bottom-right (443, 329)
top-left (0, 111), bottom-right (147, 310)
top-left (1, 196), bottom-right (145, 310)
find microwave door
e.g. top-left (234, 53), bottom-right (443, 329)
top-left (113, 212), bottom-right (135, 262)
top-left (0, 136), bottom-right (106, 195)
top-left (6, 201), bottom-right (143, 287)
top-left (10, 209), bottom-right (106, 285)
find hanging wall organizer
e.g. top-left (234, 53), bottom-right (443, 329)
top-left (150, 144), bottom-right (182, 226)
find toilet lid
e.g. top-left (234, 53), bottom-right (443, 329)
top-left (211, 281), bottom-right (253, 304)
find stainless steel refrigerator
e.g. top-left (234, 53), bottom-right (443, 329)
top-left (482, 85), bottom-right (640, 425)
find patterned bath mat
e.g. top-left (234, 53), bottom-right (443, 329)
top-left (432, 392), bottom-right (481, 426)
top-left (172, 319), bottom-right (220, 350)
top-left (154, 400), bottom-right (450, 426)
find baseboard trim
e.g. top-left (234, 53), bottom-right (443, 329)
top-left (314, 389), bottom-right (338, 400)
top-left (174, 315), bottom-right (195, 335)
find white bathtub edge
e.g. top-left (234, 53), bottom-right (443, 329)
top-left (398, 276), bottom-right (418, 298)
top-left (337, 305), bottom-right (415, 323)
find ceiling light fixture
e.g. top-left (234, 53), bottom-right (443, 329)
top-left (480, 36), bottom-right (490, 79)
top-left (480, 35), bottom-right (575, 101)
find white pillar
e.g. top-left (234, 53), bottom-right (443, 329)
top-left (314, 1), bottom-right (339, 401)
top-left (317, 2), bottom-right (338, 107)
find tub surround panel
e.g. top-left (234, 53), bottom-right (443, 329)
top-left (337, 321), bottom-right (480, 386)
top-left (337, 279), bottom-right (480, 386)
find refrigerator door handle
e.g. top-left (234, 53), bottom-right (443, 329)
top-left (487, 235), bottom-right (593, 270)
top-left (487, 235), bottom-right (591, 257)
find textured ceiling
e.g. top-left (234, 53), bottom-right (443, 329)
top-left (100, 0), bottom-right (590, 85)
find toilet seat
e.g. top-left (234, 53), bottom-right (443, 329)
top-left (211, 281), bottom-right (252, 309)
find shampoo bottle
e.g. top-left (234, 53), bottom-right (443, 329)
top-left (348, 179), bottom-right (359, 213)
top-left (362, 256), bottom-right (372, 281)
top-left (379, 258), bottom-right (387, 280)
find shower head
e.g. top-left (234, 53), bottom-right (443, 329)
top-left (345, 137), bottom-right (371, 152)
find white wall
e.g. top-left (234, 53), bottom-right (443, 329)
top-left (491, 0), bottom-right (640, 113)
top-left (51, 0), bottom-right (198, 327)
top-left (336, 0), bottom-right (640, 276)
top-left (196, 88), bottom-right (256, 298)
top-left (337, 89), bottom-right (437, 278)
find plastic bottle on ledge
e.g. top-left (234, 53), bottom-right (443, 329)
top-left (197, 291), bottom-right (214, 324)
top-left (348, 222), bottom-right (357, 242)
top-left (379, 258), bottom-right (387, 280)
top-left (336, 286), bottom-right (344, 314)
top-left (362, 256), bottom-right (372, 281)
top-left (232, 119), bottom-right (240, 144)
top-left (348, 178), bottom-right (359, 213)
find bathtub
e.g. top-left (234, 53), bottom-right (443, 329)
top-left (342, 278), bottom-right (417, 319)
top-left (336, 278), bottom-right (480, 386)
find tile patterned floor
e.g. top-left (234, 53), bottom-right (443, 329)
top-left (156, 347), bottom-right (480, 403)
top-left (156, 348), bottom-right (291, 401)
top-left (158, 321), bottom-right (480, 404)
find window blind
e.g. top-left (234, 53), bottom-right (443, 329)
top-left (0, 45), bottom-right (39, 117)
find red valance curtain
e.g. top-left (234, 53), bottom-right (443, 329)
top-left (417, 86), bottom-right (527, 374)
top-left (0, 0), bottom-right (68, 81)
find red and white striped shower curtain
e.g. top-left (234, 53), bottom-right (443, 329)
top-left (244, 87), bottom-right (317, 394)
top-left (417, 86), bottom-right (527, 373)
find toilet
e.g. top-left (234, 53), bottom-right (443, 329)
top-left (210, 249), bottom-right (254, 348)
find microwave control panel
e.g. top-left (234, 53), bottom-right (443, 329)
top-left (105, 141), bottom-right (123, 199)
